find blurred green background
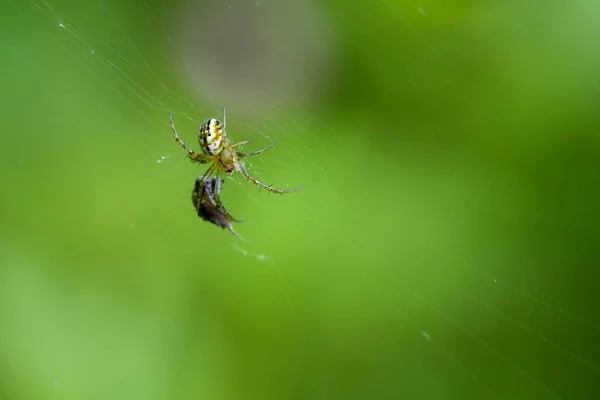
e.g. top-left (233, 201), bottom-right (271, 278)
top-left (1, 0), bottom-right (600, 399)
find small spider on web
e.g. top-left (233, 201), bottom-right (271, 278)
top-left (170, 108), bottom-right (302, 233)
top-left (170, 109), bottom-right (302, 196)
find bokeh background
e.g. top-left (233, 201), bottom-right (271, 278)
top-left (1, 0), bottom-right (599, 399)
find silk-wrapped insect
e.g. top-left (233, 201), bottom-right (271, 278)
top-left (192, 177), bottom-right (242, 239)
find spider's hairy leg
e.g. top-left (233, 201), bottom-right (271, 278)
top-left (199, 164), bottom-right (216, 183)
top-left (213, 176), bottom-right (243, 223)
top-left (212, 170), bottom-right (224, 207)
top-left (169, 112), bottom-right (211, 164)
top-left (232, 139), bottom-right (251, 148)
top-left (237, 161), bottom-right (303, 194)
top-left (238, 141), bottom-right (277, 158)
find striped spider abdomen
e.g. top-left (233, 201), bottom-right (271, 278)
top-left (199, 118), bottom-right (225, 155)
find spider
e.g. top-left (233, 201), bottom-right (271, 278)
top-left (170, 109), bottom-right (302, 205)
top-left (192, 176), bottom-right (242, 239)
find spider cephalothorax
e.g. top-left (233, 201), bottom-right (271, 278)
top-left (170, 109), bottom-right (302, 206)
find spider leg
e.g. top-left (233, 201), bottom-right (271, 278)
top-left (199, 164), bottom-right (216, 183)
top-left (212, 170), bottom-right (223, 207)
top-left (237, 161), bottom-right (303, 194)
top-left (170, 112), bottom-right (211, 164)
top-left (222, 107), bottom-right (227, 130)
top-left (238, 141), bottom-right (277, 158)
top-left (232, 139), bottom-right (251, 148)
top-left (212, 174), bottom-right (243, 222)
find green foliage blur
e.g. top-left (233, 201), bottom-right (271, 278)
top-left (1, 1), bottom-right (599, 399)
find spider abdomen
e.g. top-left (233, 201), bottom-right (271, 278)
top-left (199, 118), bottom-right (225, 155)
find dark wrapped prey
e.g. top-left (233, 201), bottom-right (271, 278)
top-left (192, 177), bottom-right (242, 238)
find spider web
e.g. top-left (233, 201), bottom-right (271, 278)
top-left (4, 0), bottom-right (332, 251)
top-left (1, 1), bottom-right (599, 399)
